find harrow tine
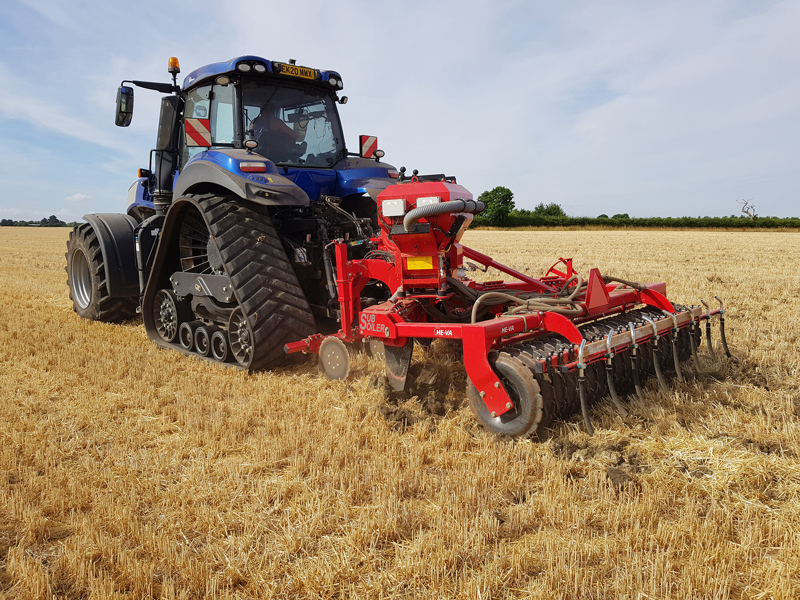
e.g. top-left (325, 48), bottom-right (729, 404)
top-left (605, 330), bottom-right (628, 416)
top-left (577, 339), bottom-right (595, 435)
top-left (714, 296), bottom-right (732, 358)
top-left (662, 310), bottom-right (684, 383)
top-left (688, 308), bottom-right (702, 372)
top-left (628, 322), bottom-right (646, 402)
top-left (700, 300), bottom-right (717, 362)
top-left (643, 317), bottom-right (670, 393)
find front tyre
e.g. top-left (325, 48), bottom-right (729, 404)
top-left (65, 224), bottom-right (138, 322)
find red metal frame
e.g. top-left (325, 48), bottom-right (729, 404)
top-left (284, 179), bottom-right (721, 418)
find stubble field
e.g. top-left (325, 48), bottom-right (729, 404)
top-left (1, 227), bottom-right (799, 599)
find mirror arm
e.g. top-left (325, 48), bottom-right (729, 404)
top-left (125, 79), bottom-right (180, 94)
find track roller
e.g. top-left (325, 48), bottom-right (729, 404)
top-left (194, 326), bottom-right (212, 357)
top-left (210, 330), bottom-right (231, 362)
top-left (179, 321), bottom-right (200, 351)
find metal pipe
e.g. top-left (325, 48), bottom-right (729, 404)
top-left (643, 316), bottom-right (669, 393)
top-left (322, 242), bottom-right (338, 299)
top-left (577, 339), bottom-right (594, 435)
top-left (714, 296), bottom-right (732, 357)
top-left (700, 300), bottom-right (717, 361)
top-left (662, 310), bottom-right (684, 383)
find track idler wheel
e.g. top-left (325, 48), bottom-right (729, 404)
top-left (467, 353), bottom-right (545, 438)
top-left (153, 289), bottom-right (187, 343)
top-left (228, 308), bottom-right (254, 367)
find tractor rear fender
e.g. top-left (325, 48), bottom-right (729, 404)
top-left (173, 160), bottom-right (309, 207)
top-left (81, 213), bottom-right (140, 298)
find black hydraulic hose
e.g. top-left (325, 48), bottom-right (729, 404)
top-left (403, 199), bottom-right (485, 232)
top-left (322, 243), bottom-right (337, 299)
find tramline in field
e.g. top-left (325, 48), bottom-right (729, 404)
top-left (65, 56), bottom-right (731, 438)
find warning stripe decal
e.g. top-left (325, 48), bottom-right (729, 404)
top-left (360, 135), bottom-right (377, 158)
top-left (185, 118), bottom-right (212, 147)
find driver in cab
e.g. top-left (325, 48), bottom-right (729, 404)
top-left (250, 102), bottom-right (307, 162)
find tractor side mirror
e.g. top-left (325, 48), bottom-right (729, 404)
top-left (115, 85), bottom-right (134, 127)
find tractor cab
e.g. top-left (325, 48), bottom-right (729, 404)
top-left (118, 56), bottom-right (397, 218)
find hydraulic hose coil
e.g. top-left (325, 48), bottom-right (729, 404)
top-left (403, 199), bottom-right (485, 232)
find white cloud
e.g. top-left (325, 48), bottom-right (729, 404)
top-left (1, 0), bottom-right (798, 218)
top-left (64, 193), bottom-right (91, 203)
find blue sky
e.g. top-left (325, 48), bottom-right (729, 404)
top-left (0, 0), bottom-right (798, 220)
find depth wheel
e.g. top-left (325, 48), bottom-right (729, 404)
top-left (65, 223), bottom-right (138, 322)
top-left (467, 353), bottom-right (544, 438)
top-left (319, 337), bottom-right (351, 380)
top-left (153, 289), bottom-right (182, 342)
top-left (229, 308), bottom-right (254, 367)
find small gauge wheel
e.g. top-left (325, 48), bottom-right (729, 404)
top-left (319, 337), bottom-right (351, 381)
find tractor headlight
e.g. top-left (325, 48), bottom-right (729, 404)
top-left (329, 77), bottom-right (339, 86)
top-left (253, 63), bottom-right (266, 73)
top-left (237, 63), bottom-right (251, 72)
top-left (382, 199), bottom-right (406, 217)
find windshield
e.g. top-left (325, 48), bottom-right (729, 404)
top-left (242, 79), bottom-right (344, 167)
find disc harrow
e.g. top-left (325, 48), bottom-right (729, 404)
top-left (284, 176), bottom-right (732, 438)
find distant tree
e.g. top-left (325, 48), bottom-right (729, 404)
top-left (478, 186), bottom-right (515, 226)
top-left (737, 199), bottom-right (757, 220)
top-left (0, 218), bottom-right (13, 226)
top-left (612, 213), bottom-right (630, 219)
top-left (597, 214), bottom-right (609, 219)
top-left (533, 202), bottom-right (566, 217)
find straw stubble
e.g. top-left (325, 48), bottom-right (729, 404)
top-left (0, 227), bottom-right (798, 599)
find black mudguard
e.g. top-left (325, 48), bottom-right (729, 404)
top-left (82, 213), bottom-right (140, 297)
top-left (173, 152), bottom-right (310, 207)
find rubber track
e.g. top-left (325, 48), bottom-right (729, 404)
top-left (508, 306), bottom-right (700, 420)
top-left (189, 194), bottom-right (316, 370)
top-left (66, 223), bottom-right (138, 322)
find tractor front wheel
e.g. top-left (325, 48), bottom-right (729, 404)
top-left (65, 224), bottom-right (138, 322)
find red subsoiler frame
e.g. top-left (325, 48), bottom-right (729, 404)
top-left (285, 177), bottom-right (729, 437)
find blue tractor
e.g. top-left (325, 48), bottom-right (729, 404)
top-left (65, 56), bottom-right (399, 369)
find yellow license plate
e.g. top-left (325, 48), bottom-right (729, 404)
top-left (276, 63), bottom-right (317, 80)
